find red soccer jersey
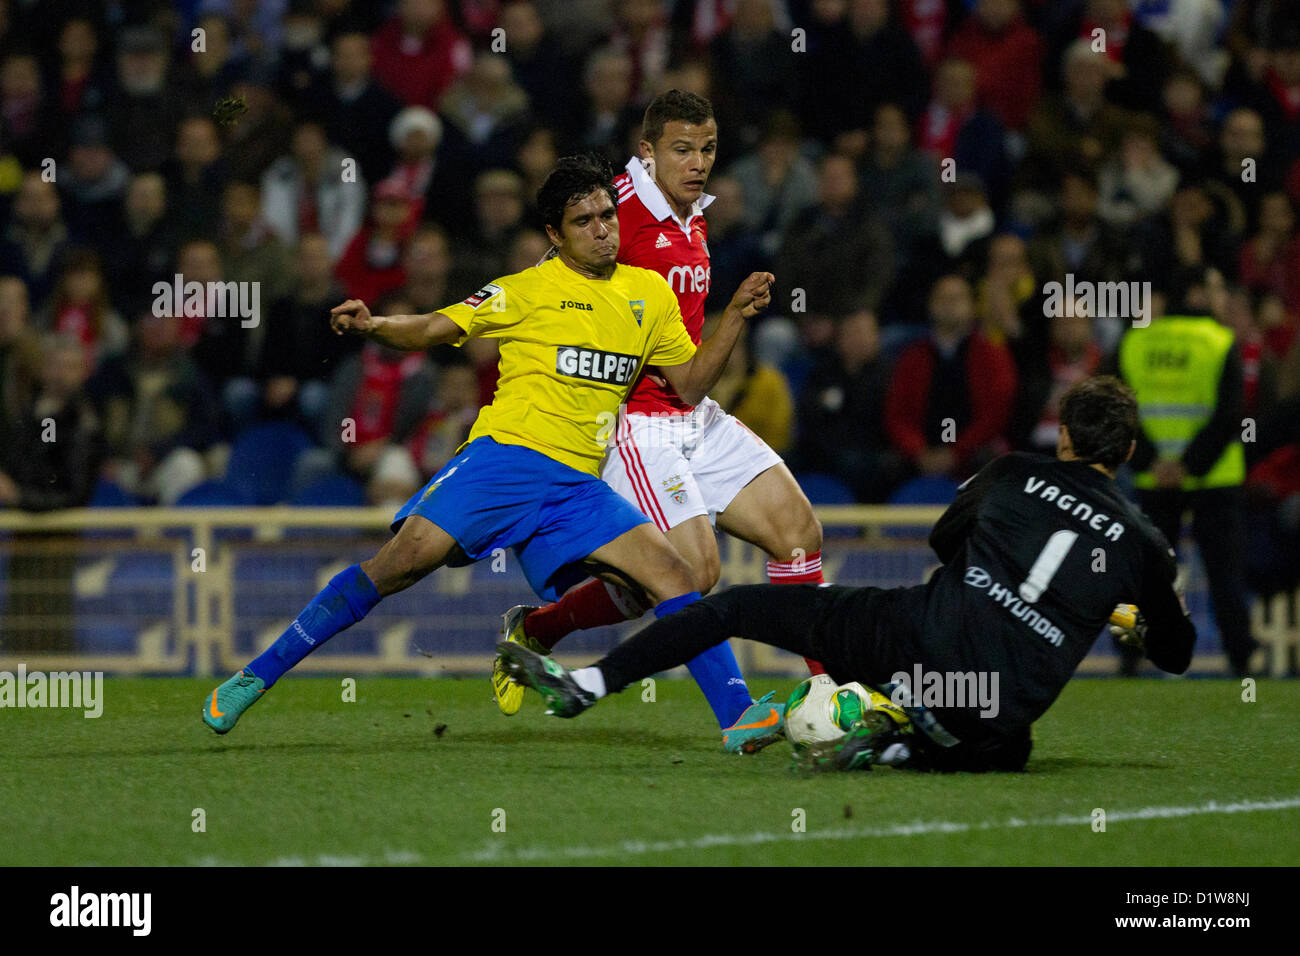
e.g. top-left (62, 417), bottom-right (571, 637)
top-left (613, 157), bottom-right (713, 413)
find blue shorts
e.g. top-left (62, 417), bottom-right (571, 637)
top-left (392, 437), bottom-right (651, 602)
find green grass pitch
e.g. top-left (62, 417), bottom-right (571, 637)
top-left (5, 676), bottom-right (1299, 866)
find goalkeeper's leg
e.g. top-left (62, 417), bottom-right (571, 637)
top-left (593, 583), bottom-right (847, 695)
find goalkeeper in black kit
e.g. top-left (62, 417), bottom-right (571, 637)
top-left (501, 376), bottom-right (1197, 772)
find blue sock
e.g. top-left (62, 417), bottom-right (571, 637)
top-left (655, 592), bottom-right (752, 728)
top-left (247, 565), bottom-right (381, 687)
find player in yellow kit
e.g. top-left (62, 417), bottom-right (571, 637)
top-left (201, 155), bottom-right (775, 735)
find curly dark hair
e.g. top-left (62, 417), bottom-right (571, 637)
top-left (536, 154), bottom-right (618, 234)
top-left (1058, 375), bottom-right (1139, 470)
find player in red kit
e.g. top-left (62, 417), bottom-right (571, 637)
top-left (494, 90), bottom-right (825, 753)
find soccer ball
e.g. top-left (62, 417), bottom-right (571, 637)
top-left (784, 675), bottom-right (910, 752)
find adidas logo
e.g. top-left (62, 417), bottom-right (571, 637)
top-left (654, 232), bottom-right (671, 249)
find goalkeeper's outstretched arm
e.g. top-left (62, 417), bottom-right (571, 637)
top-left (329, 298), bottom-right (464, 350)
top-left (1134, 543), bottom-right (1197, 674)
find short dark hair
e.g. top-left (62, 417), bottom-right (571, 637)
top-left (642, 89), bottom-right (714, 145)
top-left (536, 154), bottom-right (618, 234)
top-left (1058, 375), bottom-right (1138, 470)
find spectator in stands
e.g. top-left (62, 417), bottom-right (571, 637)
top-left (794, 309), bottom-right (904, 502)
top-left (88, 309), bottom-right (218, 506)
top-left (163, 115), bottom-right (227, 242)
top-left (0, 52), bottom-right (58, 167)
top-left (51, 17), bottom-right (111, 121)
top-left (1048, 0), bottom-right (1172, 113)
top-left (707, 0), bottom-right (798, 149)
top-left (514, 124), bottom-right (559, 228)
top-left (317, 31), bottom-right (403, 185)
top-left (39, 247), bottom-right (128, 367)
top-left (1019, 41), bottom-right (1128, 201)
top-left (438, 50), bottom-right (531, 173)
top-left (500, 1), bottom-right (573, 132)
top-left (1008, 304), bottom-right (1101, 455)
top-left (1096, 112), bottom-right (1180, 228)
top-left (885, 274), bottom-right (1017, 480)
top-left (728, 111), bottom-right (820, 258)
top-left (779, 152), bottom-right (895, 316)
top-left (1028, 170), bottom-right (1131, 293)
top-left (945, 0), bottom-right (1043, 132)
top-left (384, 107), bottom-right (441, 223)
top-left (978, 232), bottom-right (1041, 349)
top-left (0, 172), bottom-right (69, 311)
top-left (893, 172), bottom-right (997, 322)
top-left (1248, 29), bottom-right (1300, 182)
top-left (369, 0), bottom-right (471, 109)
top-left (705, 314), bottom-right (794, 454)
top-left (401, 356), bottom-right (481, 480)
top-left (1238, 191), bottom-right (1300, 316)
top-left (0, 332), bottom-right (103, 511)
top-left (610, 0), bottom-right (671, 106)
top-left (1209, 108), bottom-right (1279, 225)
top-left (59, 115), bottom-right (129, 254)
top-left (255, 233), bottom-right (357, 432)
top-left (572, 47), bottom-right (641, 167)
top-left (185, 13), bottom-right (247, 113)
top-left (102, 173), bottom-right (177, 305)
top-left (802, 0), bottom-right (928, 150)
top-left (398, 225), bottom-right (453, 316)
top-left (0, 275), bottom-right (41, 432)
top-left (223, 71), bottom-right (296, 185)
top-left (308, 293), bottom-right (436, 504)
top-left (1132, 175), bottom-right (1242, 286)
top-left (859, 102), bottom-right (941, 274)
top-left (1159, 68), bottom-right (1215, 174)
top-left (105, 25), bottom-right (185, 172)
top-left (261, 119), bottom-right (366, 261)
top-left (449, 169), bottom-right (526, 298)
top-left (702, 174), bottom-right (766, 314)
top-left (220, 180), bottom-right (293, 308)
top-left (915, 58), bottom-right (1010, 213)
top-left (335, 179), bottom-right (416, 305)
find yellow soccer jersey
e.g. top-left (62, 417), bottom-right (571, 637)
top-left (439, 256), bottom-right (696, 475)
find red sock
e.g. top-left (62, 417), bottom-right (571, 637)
top-left (524, 579), bottom-right (646, 649)
top-left (767, 550), bottom-right (827, 675)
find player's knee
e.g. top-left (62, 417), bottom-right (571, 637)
top-left (768, 505), bottom-right (823, 562)
top-left (693, 550), bottom-right (721, 595)
top-left (649, 547), bottom-right (698, 605)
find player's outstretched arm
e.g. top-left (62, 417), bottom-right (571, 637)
top-left (658, 271), bottom-right (773, 406)
top-left (329, 299), bottom-right (463, 351)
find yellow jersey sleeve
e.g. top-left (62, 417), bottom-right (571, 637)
top-left (645, 281), bottom-right (697, 368)
top-left (437, 277), bottom-right (525, 342)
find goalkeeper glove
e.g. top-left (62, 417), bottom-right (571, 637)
top-left (1109, 603), bottom-right (1147, 650)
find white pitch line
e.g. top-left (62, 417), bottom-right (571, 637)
top-left (185, 796), bottom-right (1300, 866)
top-left (461, 795), bottom-right (1300, 864)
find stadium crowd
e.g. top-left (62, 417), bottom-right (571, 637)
top-left (0, 0), bottom-right (1298, 603)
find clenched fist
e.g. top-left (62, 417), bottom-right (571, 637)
top-left (330, 299), bottom-right (375, 335)
top-left (728, 271), bottom-right (775, 320)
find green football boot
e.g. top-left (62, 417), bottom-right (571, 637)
top-left (495, 639), bottom-right (596, 717)
top-left (202, 669), bottom-right (266, 734)
top-left (493, 605), bottom-right (546, 716)
top-left (722, 691), bottom-right (787, 754)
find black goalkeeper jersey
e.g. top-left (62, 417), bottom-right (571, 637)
top-left (891, 452), bottom-right (1196, 734)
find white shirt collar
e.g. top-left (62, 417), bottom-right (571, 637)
top-left (624, 156), bottom-right (714, 228)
